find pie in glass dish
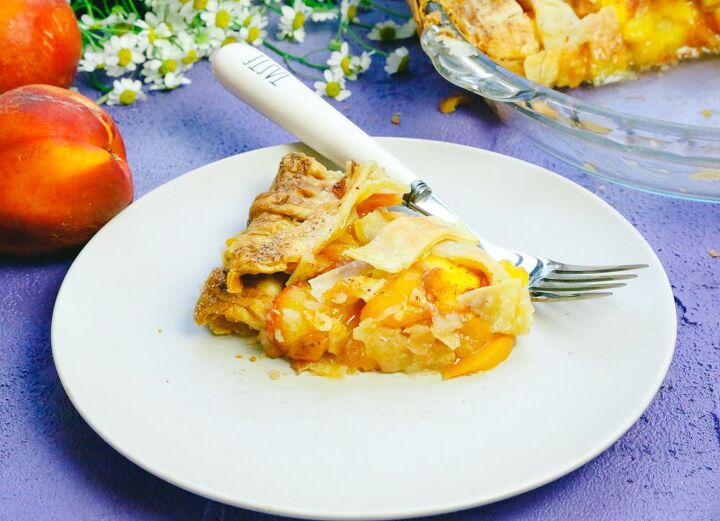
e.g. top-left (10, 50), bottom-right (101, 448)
top-left (412, 0), bottom-right (720, 88)
top-left (195, 153), bottom-right (533, 378)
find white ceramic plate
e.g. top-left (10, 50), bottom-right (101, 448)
top-left (52, 138), bottom-right (676, 520)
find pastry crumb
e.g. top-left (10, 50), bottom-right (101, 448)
top-left (702, 109), bottom-right (713, 118)
top-left (709, 248), bottom-right (719, 258)
top-left (391, 112), bottom-right (401, 125)
top-left (268, 369), bottom-right (281, 380)
top-left (439, 94), bottom-right (471, 114)
top-left (157, 328), bottom-right (162, 333)
top-left (235, 354), bottom-right (243, 359)
top-left (249, 356), bottom-right (257, 362)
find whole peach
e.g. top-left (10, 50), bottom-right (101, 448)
top-left (0, 85), bottom-right (133, 256)
top-left (0, 0), bottom-right (82, 93)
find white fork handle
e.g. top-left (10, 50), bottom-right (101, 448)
top-left (211, 43), bottom-right (420, 186)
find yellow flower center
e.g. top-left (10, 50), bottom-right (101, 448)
top-left (115, 23), bottom-right (133, 34)
top-left (222, 35), bottom-right (238, 46)
top-left (159, 59), bottom-right (177, 75)
top-left (182, 50), bottom-right (198, 65)
top-left (347, 4), bottom-right (357, 20)
top-left (379, 26), bottom-right (396, 42)
top-left (148, 28), bottom-right (156, 43)
top-left (247, 26), bottom-right (261, 43)
top-left (119, 90), bottom-right (137, 105)
top-left (243, 15), bottom-right (252, 27)
top-left (193, 0), bottom-right (208, 9)
top-left (216, 10), bottom-right (231, 28)
top-left (117, 48), bottom-right (132, 67)
top-left (325, 81), bottom-right (341, 98)
top-left (292, 12), bottom-right (305, 30)
top-left (340, 56), bottom-right (352, 76)
top-left (397, 55), bottom-right (409, 73)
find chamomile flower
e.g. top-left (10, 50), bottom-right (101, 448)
top-left (340, 0), bottom-right (361, 22)
top-left (151, 72), bottom-right (191, 91)
top-left (384, 46), bottom-right (409, 75)
top-left (78, 50), bottom-right (106, 72)
top-left (107, 78), bottom-right (147, 106)
top-left (314, 68), bottom-right (351, 101)
top-left (311, 9), bottom-right (338, 22)
top-left (368, 19), bottom-right (416, 41)
top-left (103, 34), bottom-right (147, 77)
top-left (238, 15), bottom-right (268, 46)
top-left (80, 11), bottom-right (138, 32)
top-left (326, 43), bottom-right (371, 80)
top-left (78, 14), bottom-right (100, 31)
top-left (351, 51), bottom-right (372, 77)
top-left (178, 0), bottom-right (212, 20)
top-left (215, 29), bottom-right (246, 49)
top-left (157, 4), bottom-right (189, 32)
top-left (175, 32), bottom-right (201, 66)
top-left (200, 1), bottom-right (242, 30)
top-left (327, 43), bottom-right (351, 72)
top-left (278, 0), bottom-right (313, 43)
top-left (136, 12), bottom-right (173, 46)
top-left (142, 40), bottom-right (190, 90)
top-left (193, 26), bottom-right (226, 58)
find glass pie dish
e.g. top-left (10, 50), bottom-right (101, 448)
top-left (414, 0), bottom-right (720, 203)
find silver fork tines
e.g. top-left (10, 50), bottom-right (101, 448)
top-left (530, 291), bottom-right (614, 303)
top-left (532, 263), bottom-right (648, 302)
top-left (551, 263), bottom-right (649, 274)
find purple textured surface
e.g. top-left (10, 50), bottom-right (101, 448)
top-left (1, 39), bottom-right (720, 520)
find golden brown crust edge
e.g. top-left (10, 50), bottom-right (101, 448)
top-left (222, 152), bottom-right (346, 280)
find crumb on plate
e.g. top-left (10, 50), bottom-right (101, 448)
top-left (268, 369), bottom-right (281, 380)
top-left (391, 112), bottom-right (401, 125)
top-left (439, 94), bottom-right (471, 114)
top-left (709, 248), bottom-right (719, 258)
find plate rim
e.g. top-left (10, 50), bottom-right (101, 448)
top-left (51, 137), bottom-right (677, 520)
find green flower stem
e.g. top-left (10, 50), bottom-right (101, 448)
top-left (361, 0), bottom-right (409, 18)
top-left (83, 72), bottom-right (112, 94)
top-left (346, 27), bottom-right (387, 56)
top-left (282, 56), bottom-right (324, 83)
top-left (263, 1), bottom-right (283, 14)
top-left (123, 0), bottom-right (141, 17)
top-left (349, 20), bottom-right (373, 29)
top-left (95, 92), bottom-right (110, 105)
top-left (331, 19), bottom-right (346, 48)
top-left (302, 0), bottom-right (337, 8)
top-left (263, 41), bottom-right (328, 70)
top-left (303, 47), bottom-right (333, 60)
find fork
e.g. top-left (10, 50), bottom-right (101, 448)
top-left (211, 43), bottom-right (647, 302)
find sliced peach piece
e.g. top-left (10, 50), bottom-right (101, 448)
top-left (442, 334), bottom-right (516, 379)
top-left (421, 256), bottom-right (486, 309)
top-left (360, 268), bottom-right (429, 327)
top-left (355, 193), bottom-right (403, 217)
top-left (455, 317), bottom-right (494, 359)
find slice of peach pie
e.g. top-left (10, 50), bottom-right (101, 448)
top-left (195, 153), bottom-right (533, 378)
